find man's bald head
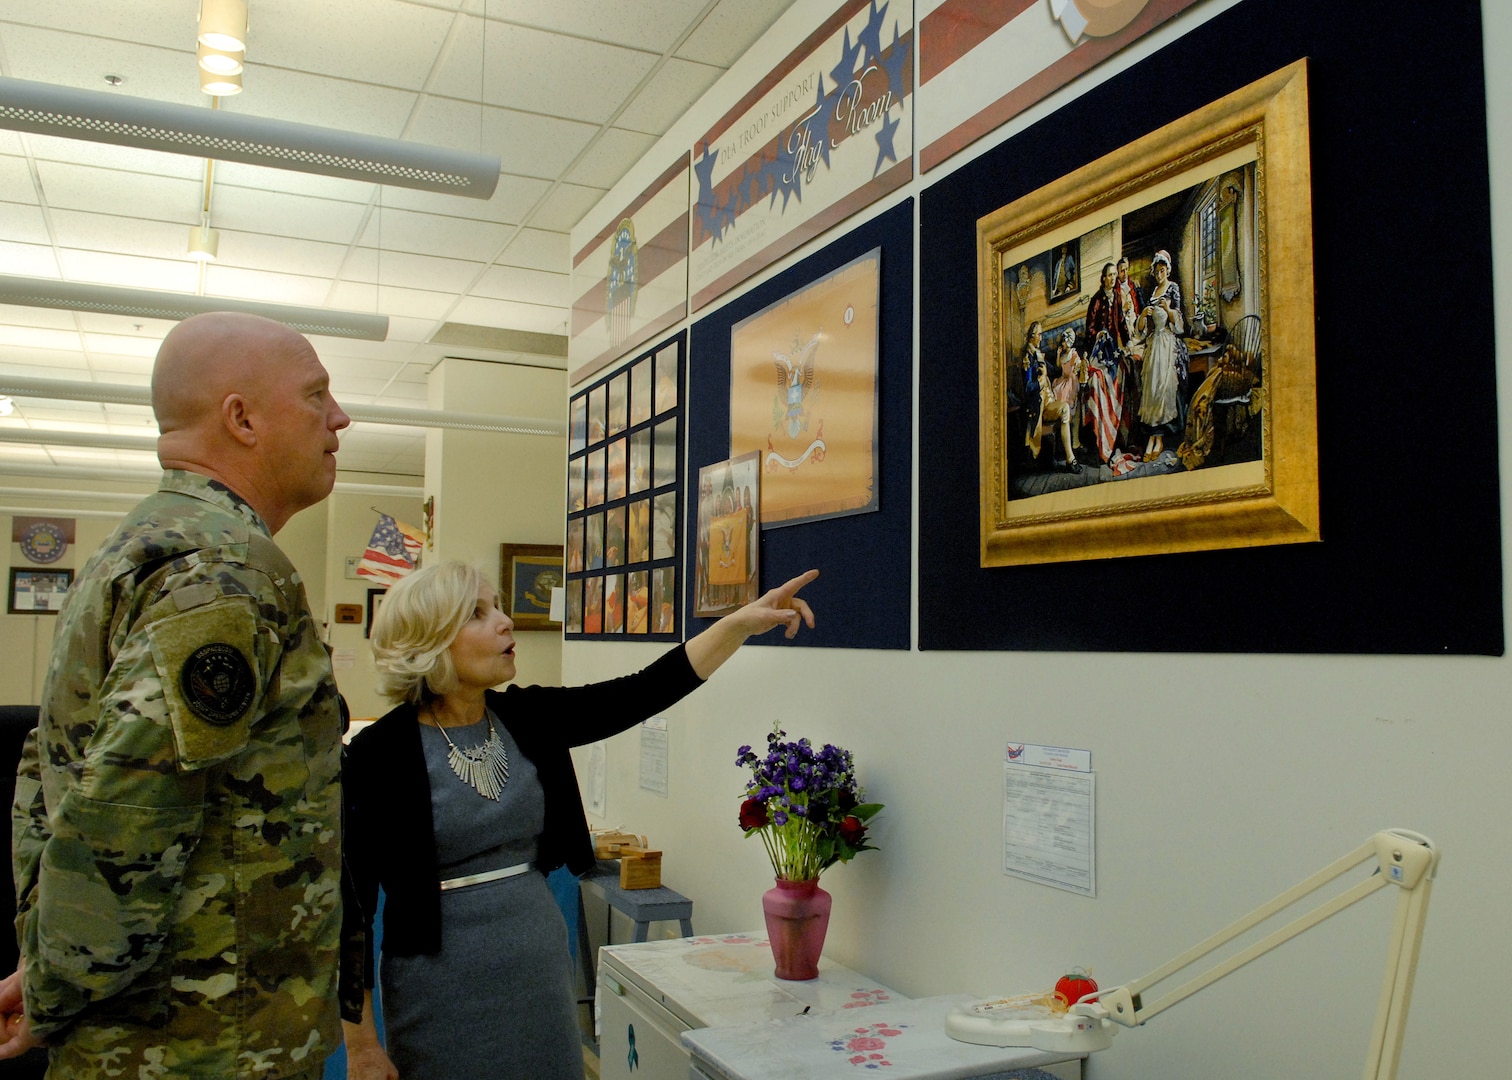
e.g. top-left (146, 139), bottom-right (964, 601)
top-left (152, 312), bottom-right (350, 532)
top-left (152, 312), bottom-right (304, 435)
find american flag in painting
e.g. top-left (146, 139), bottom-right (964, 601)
top-left (357, 513), bottom-right (424, 585)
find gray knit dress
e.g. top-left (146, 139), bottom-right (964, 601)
top-left (379, 713), bottom-right (583, 1079)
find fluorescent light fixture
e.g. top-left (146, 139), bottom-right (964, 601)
top-left (0, 374), bottom-right (568, 437)
top-left (199, 68), bottom-right (243, 96)
top-left (0, 76), bottom-right (500, 199)
top-left (198, 0), bottom-right (249, 53)
top-left (187, 225), bottom-right (220, 261)
top-left (197, 42), bottom-right (244, 77)
top-left (0, 274), bottom-right (389, 341)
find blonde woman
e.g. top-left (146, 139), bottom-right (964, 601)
top-left (341, 560), bottom-right (817, 1080)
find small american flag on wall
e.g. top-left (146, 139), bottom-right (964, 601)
top-left (357, 513), bottom-right (424, 585)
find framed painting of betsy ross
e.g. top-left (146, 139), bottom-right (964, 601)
top-left (977, 61), bottom-right (1318, 568)
top-left (730, 248), bottom-right (880, 528)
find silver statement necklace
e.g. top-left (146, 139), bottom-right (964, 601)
top-left (428, 705), bottom-right (510, 800)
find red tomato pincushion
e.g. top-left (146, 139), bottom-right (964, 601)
top-left (1053, 969), bottom-right (1098, 1011)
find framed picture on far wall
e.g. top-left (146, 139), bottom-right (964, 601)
top-left (977, 61), bottom-right (1318, 568)
top-left (500, 544), bottom-right (564, 631)
top-left (8, 566), bottom-right (72, 614)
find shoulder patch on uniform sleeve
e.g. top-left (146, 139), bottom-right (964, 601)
top-left (181, 642), bottom-right (256, 725)
top-left (147, 599), bottom-right (262, 769)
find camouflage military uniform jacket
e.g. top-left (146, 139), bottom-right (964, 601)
top-left (10, 471), bottom-right (343, 1079)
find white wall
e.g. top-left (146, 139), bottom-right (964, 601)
top-left (427, 356), bottom-right (568, 689)
top-left (561, 2), bottom-right (1512, 1077)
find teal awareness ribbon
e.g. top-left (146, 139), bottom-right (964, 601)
top-left (627, 1023), bottom-right (639, 1071)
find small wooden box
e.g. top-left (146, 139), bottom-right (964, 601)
top-left (618, 846), bottom-right (662, 889)
top-left (592, 830), bottom-right (647, 859)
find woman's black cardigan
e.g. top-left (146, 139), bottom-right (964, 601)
top-left (338, 646), bottom-right (702, 1021)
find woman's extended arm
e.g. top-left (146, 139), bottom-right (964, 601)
top-left (684, 569), bottom-right (818, 680)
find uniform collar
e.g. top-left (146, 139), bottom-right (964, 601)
top-left (158, 470), bottom-right (272, 536)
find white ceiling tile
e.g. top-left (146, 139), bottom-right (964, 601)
top-left (0, 325), bottom-right (84, 352)
top-left (499, 227), bottom-right (570, 274)
top-left (530, 183), bottom-right (607, 233)
top-left (487, 0), bottom-right (710, 51)
top-left (72, 313), bottom-right (177, 339)
top-left (433, 18), bottom-right (658, 125)
top-left (0, 201), bottom-right (49, 245)
top-left (0, 158), bottom-right (40, 204)
top-left (472, 264), bottom-right (570, 307)
top-left (406, 96), bottom-right (598, 181)
top-left (564, 127), bottom-right (658, 189)
top-left (210, 186), bottom-right (370, 244)
top-left (0, 26), bottom-right (201, 104)
top-left (49, 210), bottom-right (197, 262)
top-left (215, 68), bottom-right (420, 139)
top-left (211, 230), bottom-right (353, 279)
top-left (245, 0), bottom-right (458, 91)
top-left (0, 1), bottom-right (190, 51)
top-left (340, 248), bottom-right (486, 293)
top-left (55, 249), bottom-right (199, 291)
top-left (78, 333), bottom-right (160, 358)
top-left (617, 57), bottom-right (724, 136)
top-left (357, 206), bottom-right (512, 262)
top-left (34, 161), bottom-right (200, 223)
top-left (677, 0), bottom-right (794, 67)
top-left (202, 265), bottom-right (334, 306)
top-left (448, 295), bottom-right (567, 336)
top-left (0, 241), bottom-right (61, 277)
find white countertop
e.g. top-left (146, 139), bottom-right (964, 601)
top-left (682, 994), bottom-right (1080, 1080)
top-left (598, 931), bottom-right (903, 1030)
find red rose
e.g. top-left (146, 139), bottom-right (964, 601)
top-left (739, 797), bottom-right (769, 830)
top-left (838, 815), bottom-right (866, 845)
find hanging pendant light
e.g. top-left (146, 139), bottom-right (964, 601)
top-left (197, 41), bottom-right (244, 77)
top-left (198, 0), bottom-right (249, 53)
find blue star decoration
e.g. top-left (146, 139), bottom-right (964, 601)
top-left (872, 109), bottom-right (900, 177)
top-left (857, 0), bottom-right (889, 67)
top-left (830, 27), bottom-right (861, 89)
top-left (880, 23), bottom-right (908, 104)
top-left (692, 142), bottom-right (725, 244)
top-left (809, 74), bottom-right (836, 172)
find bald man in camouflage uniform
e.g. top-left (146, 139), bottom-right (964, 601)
top-left (0, 312), bottom-right (352, 1079)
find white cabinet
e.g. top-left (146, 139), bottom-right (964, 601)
top-left (596, 932), bottom-right (900, 1080)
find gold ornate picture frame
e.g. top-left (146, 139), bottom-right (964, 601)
top-left (977, 60), bottom-right (1318, 567)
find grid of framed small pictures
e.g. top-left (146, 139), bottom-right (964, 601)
top-left (564, 333), bottom-right (684, 638)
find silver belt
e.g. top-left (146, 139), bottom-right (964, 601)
top-left (439, 861), bottom-right (532, 891)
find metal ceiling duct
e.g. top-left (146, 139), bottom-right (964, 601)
top-left (0, 374), bottom-right (567, 438)
top-left (0, 274), bottom-right (389, 341)
top-left (0, 76), bottom-right (500, 200)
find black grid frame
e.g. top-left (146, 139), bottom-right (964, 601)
top-left (563, 332), bottom-right (685, 640)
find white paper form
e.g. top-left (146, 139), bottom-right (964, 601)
top-left (1002, 758), bottom-right (1096, 897)
top-left (639, 716), bottom-right (669, 796)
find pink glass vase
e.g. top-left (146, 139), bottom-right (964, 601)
top-left (761, 877), bottom-right (831, 980)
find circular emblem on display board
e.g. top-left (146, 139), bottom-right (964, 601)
top-left (19, 521), bottom-right (68, 564)
top-left (1049, 0), bottom-right (1151, 40)
top-left (181, 643), bottom-right (256, 726)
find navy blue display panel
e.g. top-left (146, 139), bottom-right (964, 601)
top-left (918, 0), bottom-right (1501, 654)
top-left (685, 199), bottom-right (913, 650)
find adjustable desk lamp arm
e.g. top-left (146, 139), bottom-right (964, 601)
top-left (1081, 829), bottom-right (1438, 1080)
